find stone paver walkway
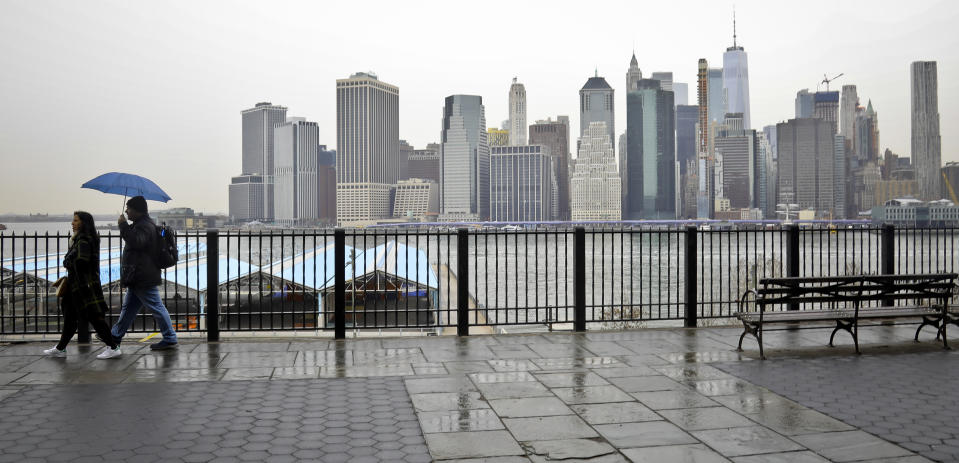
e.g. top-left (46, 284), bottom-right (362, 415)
top-left (716, 349), bottom-right (959, 463)
top-left (0, 325), bottom-right (951, 462)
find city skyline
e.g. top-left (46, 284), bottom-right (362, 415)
top-left (1, 0), bottom-right (957, 214)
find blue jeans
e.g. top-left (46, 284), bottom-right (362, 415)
top-left (111, 286), bottom-right (177, 343)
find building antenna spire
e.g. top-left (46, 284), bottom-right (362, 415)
top-left (733, 5), bottom-right (736, 47)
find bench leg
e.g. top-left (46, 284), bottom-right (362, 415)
top-left (829, 320), bottom-right (853, 347)
top-left (942, 318), bottom-right (950, 350)
top-left (758, 327), bottom-right (765, 360)
top-left (853, 320), bottom-right (861, 355)
top-left (737, 321), bottom-right (756, 352)
top-left (829, 322), bottom-right (841, 347)
top-left (915, 316), bottom-right (940, 342)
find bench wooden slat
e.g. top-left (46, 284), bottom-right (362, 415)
top-left (736, 306), bottom-right (941, 324)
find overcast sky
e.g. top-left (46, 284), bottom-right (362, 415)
top-left (1, 0), bottom-right (956, 215)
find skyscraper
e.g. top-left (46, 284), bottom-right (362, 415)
top-left (707, 68), bottom-right (724, 123)
top-left (490, 145), bottom-right (553, 222)
top-left (571, 122), bottom-right (621, 221)
top-left (697, 59), bottom-right (714, 219)
top-left (673, 83), bottom-right (689, 106)
top-left (408, 143), bottom-right (440, 183)
top-left (795, 89), bottom-right (814, 119)
top-left (714, 113), bottom-right (758, 211)
top-left (529, 118), bottom-right (571, 220)
top-left (650, 72), bottom-right (673, 92)
top-left (833, 134), bottom-right (847, 218)
top-left (676, 106), bottom-right (699, 173)
top-left (814, 91), bottom-right (840, 133)
top-left (273, 118), bottom-right (320, 226)
top-left (399, 139), bottom-right (413, 181)
top-left (509, 78), bottom-right (527, 146)
top-left (777, 118), bottom-right (836, 216)
top-left (441, 95), bottom-right (489, 221)
top-left (840, 85), bottom-right (859, 146)
top-left (676, 105), bottom-right (698, 218)
top-left (625, 79), bottom-right (675, 219)
top-left (912, 61), bottom-right (942, 200)
top-left (626, 53), bottom-right (642, 93)
top-left (228, 174), bottom-right (265, 222)
top-left (238, 102), bottom-right (287, 221)
top-left (722, 16), bottom-right (751, 129)
top-left (487, 128), bottom-right (510, 147)
top-left (855, 101), bottom-right (879, 162)
top-left (580, 71), bottom-right (615, 145)
top-left (335, 72), bottom-right (400, 223)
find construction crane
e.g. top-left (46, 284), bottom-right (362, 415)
top-left (942, 171), bottom-right (959, 204)
top-left (820, 73), bottom-right (844, 92)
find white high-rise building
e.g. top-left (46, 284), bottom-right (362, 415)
top-left (441, 95), bottom-right (490, 221)
top-left (335, 72), bottom-right (400, 224)
top-left (722, 17), bottom-right (751, 129)
top-left (911, 61), bottom-right (942, 200)
top-left (228, 174), bottom-right (266, 222)
top-left (571, 122), bottom-right (621, 221)
top-left (393, 179), bottom-right (438, 221)
top-left (509, 78), bottom-right (527, 146)
top-left (273, 118), bottom-right (320, 226)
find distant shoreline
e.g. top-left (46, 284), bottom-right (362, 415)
top-left (0, 215), bottom-right (116, 223)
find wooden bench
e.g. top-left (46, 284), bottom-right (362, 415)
top-left (735, 273), bottom-right (957, 359)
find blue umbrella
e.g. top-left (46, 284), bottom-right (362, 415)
top-left (81, 172), bottom-right (172, 209)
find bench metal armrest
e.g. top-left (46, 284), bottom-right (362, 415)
top-left (738, 289), bottom-right (759, 313)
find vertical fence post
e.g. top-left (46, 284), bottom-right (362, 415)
top-left (881, 224), bottom-right (895, 275)
top-left (787, 224), bottom-right (800, 311)
top-left (206, 229), bottom-right (219, 342)
top-left (574, 227), bottom-right (586, 332)
top-left (334, 229), bottom-right (345, 340)
top-left (457, 228), bottom-right (469, 336)
top-left (881, 223), bottom-right (895, 306)
top-left (685, 226), bottom-right (698, 328)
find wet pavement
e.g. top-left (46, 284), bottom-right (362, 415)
top-left (0, 324), bottom-right (952, 462)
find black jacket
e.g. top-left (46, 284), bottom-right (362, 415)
top-left (120, 215), bottom-right (161, 288)
top-left (63, 232), bottom-right (108, 315)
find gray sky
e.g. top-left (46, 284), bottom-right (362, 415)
top-left (1, 0), bottom-right (956, 215)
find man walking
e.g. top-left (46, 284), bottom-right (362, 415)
top-left (111, 195), bottom-right (178, 350)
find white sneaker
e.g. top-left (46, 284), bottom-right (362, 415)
top-left (96, 347), bottom-right (122, 359)
top-left (42, 346), bottom-right (66, 357)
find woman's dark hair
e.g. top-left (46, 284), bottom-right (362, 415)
top-left (73, 211), bottom-right (100, 246)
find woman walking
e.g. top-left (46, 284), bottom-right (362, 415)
top-left (43, 211), bottom-right (122, 359)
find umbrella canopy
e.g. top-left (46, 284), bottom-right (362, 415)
top-left (81, 172), bottom-right (172, 202)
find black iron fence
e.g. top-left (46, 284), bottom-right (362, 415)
top-left (2, 224), bottom-right (957, 339)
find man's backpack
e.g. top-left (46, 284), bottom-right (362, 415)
top-left (155, 224), bottom-right (178, 269)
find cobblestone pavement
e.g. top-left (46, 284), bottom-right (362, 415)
top-left (715, 349), bottom-right (959, 463)
top-left (0, 378), bottom-right (429, 463)
top-left (0, 325), bottom-right (948, 461)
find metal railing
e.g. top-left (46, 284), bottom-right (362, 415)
top-left (2, 224), bottom-right (958, 339)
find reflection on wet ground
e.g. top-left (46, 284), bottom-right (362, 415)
top-left (0, 325), bottom-right (952, 462)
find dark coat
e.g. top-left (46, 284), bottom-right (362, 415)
top-left (120, 215), bottom-right (161, 288)
top-left (62, 232), bottom-right (108, 316)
